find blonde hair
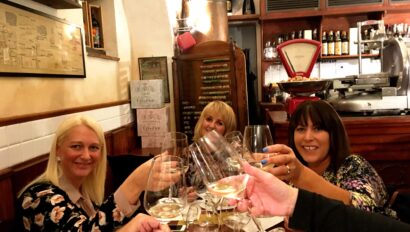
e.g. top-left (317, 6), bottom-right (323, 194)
top-left (19, 115), bottom-right (107, 205)
top-left (193, 101), bottom-right (237, 141)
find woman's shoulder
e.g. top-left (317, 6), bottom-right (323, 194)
top-left (343, 154), bottom-right (372, 167)
top-left (19, 181), bottom-right (67, 200)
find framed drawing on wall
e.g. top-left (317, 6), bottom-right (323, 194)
top-left (138, 56), bottom-right (170, 103)
top-left (0, 1), bottom-right (86, 77)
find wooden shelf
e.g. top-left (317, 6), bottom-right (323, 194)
top-left (32, 0), bottom-right (81, 9)
top-left (320, 54), bottom-right (380, 60)
top-left (228, 14), bottom-right (260, 22)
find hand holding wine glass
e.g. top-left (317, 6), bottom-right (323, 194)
top-left (143, 155), bottom-right (187, 224)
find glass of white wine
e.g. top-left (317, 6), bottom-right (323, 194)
top-left (161, 132), bottom-right (189, 173)
top-left (243, 125), bottom-right (274, 171)
top-left (189, 130), bottom-right (248, 200)
top-left (143, 154), bottom-right (187, 224)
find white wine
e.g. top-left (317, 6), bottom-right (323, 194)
top-left (148, 201), bottom-right (183, 219)
top-left (207, 175), bottom-right (248, 199)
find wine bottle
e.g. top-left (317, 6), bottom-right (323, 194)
top-left (242, 0), bottom-right (255, 15)
top-left (335, 30), bottom-right (342, 56)
top-left (327, 30), bottom-right (335, 56)
top-left (322, 31), bottom-right (328, 56)
top-left (227, 0), bottom-right (232, 15)
top-left (341, 30), bottom-right (349, 55)
top-left (92, 15), bottom-right (101, 48)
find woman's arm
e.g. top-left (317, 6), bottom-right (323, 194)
top-left (289, 189), bottom-right (408, 232)
top-left (264, 144), bottom-right (351, 205)
top-left (119, 158), bottom-right (153, 205)
top-left (292, 165), bottom-right (351, 205)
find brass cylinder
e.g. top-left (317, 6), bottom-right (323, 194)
top-left (189, 0), bottom-right (228, 43)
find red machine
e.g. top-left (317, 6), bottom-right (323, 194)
top-left (276, 39), bottom-right (331, 116)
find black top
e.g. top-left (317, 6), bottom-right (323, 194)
top-left (289, 189), bottom-right (410, 232)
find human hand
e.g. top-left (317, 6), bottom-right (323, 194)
top-left (145, 154), bottom-right (183, 191)
top-left (236, 162), bottom-right (298, 217)
top-left (261, 144), bottom-right (304, 184)
top-left (119, 213), bottom-right (171, 232)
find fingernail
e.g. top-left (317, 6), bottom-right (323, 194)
top-left (262, 147), bottom-right (268, 153)
top-left (261, 160), bottom-right (267, 165)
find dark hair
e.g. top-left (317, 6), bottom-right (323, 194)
top-left (288, 100), bottom-right (350, 173)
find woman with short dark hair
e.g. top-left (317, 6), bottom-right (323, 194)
top-left (263, 100), bottom-right (396, 217)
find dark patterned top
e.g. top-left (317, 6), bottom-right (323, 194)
top-left (323, 154), bottom-right (397, 218)
top-left (17, 182), bottom-right (130, 231)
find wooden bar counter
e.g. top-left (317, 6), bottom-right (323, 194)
top-left (267, 111), bottom-right (410, 192)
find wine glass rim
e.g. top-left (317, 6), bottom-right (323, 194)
top-left (245, 124), bottom-right (270, 128)
top-left (163, 131), bottom-right (188, 140)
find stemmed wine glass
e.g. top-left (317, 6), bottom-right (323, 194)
top-left (225, 130), bottom-right (265, 232)
top-left (243, 125), bottom-right (274, 171)
top-left (143, 155), bottom-right (187, 224)
top-left (161, 132), bottom-right (189, 173)
top-left (190, 130), bottom-right (248, 199)
top-left (188, 130), bottom-right (250, 230)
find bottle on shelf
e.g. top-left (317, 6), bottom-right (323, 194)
top-left (312, 28), bottom-right (318, 41)
top-left (335, 30), bottom-right (342, 56)
top-left (322, 31), bottom-right (328, 56)
top-left (92, 15), bottom-right (101, 48)
top-left (227, 0), bottom-right (232, 15)
top-left (298, 30), bottom-right (303, 39)
top-left (362, 29), bottom-right (369, 54)
top-left (327, 30), bottom-right (335, 56)
top-left (341, 30), bottom-right (349, 55)
top-left (242, 0), bottom-right (255, 15)
top-left (290, 31), bottom-right (296, 40)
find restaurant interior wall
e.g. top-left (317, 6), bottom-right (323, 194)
top-left (0, 0), bottom-right (174, 169)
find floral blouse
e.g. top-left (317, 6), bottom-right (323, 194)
top-left (17, 182), bottom-right (130, 231)
top-left (323, 154), bottom-right (397, 218)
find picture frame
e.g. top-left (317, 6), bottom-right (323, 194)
top-left (0, 1), bottom-right (86, 77)
top-left (138, 56), bottom-right (170, 103)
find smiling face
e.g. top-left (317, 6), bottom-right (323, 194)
top-left (200, 113), bottom-right (226, 137)
top-left (294, 116), bottom-right (330, 172)
top-left (57, 125), bottom-right (102, 188)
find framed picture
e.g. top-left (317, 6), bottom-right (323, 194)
top-left (138, 56), bottom-right (170, 103)
top-left (0, 1), bottom-right (85, 77)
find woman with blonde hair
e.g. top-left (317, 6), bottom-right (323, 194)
top-left (193, 100), bottom-right (237, 142)
top-left (17, 115), bottom-right (169, 231)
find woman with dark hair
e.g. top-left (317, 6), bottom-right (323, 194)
top-left (262, 100), bottom-right (396, 217)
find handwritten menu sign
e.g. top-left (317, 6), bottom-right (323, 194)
top-left (130, 79), bottom-right (164, 108)
top-left (0, 1), bottom-right (85, 77)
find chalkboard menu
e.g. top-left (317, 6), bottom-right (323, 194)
top-left (172, 41), bottom-right (248, 142)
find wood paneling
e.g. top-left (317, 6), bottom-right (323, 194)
top-left (0, 100), bottom-right (129, 127)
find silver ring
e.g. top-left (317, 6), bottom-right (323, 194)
top-left (286, 164), bottom-right (291, 174)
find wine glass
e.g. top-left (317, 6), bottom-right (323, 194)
top-left (143, 155), bottom-right (187, 224)
top-left (224, 131), bottom-right (245, 156)
top-left (189, 130), bottom-right (248, 200)
top-left (243, 125), bottom-right (274, 171)
top-left (161, 132), bottom-right (189, 173)
top-left (185, 200), bottom-right (219, 232)
top-left (221, 211), bottom-right (251, 232)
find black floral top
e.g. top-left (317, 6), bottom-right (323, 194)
top-left (17, 182), bottom-right (130, 231)
top-left (323, 154), bottom-right (397, 218)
